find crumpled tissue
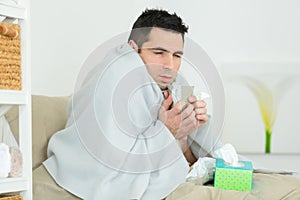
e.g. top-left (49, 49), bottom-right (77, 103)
top-left (186, 157), bottom-right (215, 184)
top-left (186, 143), bottom-right (240, 183)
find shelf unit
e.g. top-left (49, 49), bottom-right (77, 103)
top-left (0, 2), bottom-right (25, 19)
top-left (0, 91), bottom-right (28, 104)
top-left (0, 0), bottom-right (32, 199)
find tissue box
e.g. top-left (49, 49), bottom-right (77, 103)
top-left (214, 158), bottom-right (253, 191)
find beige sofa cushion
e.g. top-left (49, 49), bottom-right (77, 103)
top-left (33, 165), bottom-right (81, 199)
top-left (5, 95), bottom-right (70, 170)
top-left (166, 173), bottom-right (300, 200)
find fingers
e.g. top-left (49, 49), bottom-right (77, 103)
top-left (187, 95), bottom-right (197, 104)
top-left (170, 99), bottom-right (207, 121)
top-left (170, 100), bottom-right (186, 115)
top-left (195, 104), bottom-right (208, 127)
top-left (181, 111), bottom-right (197, 127)
top-left (196, 113), bottom-right (208, 122)
top-left (191, 98), bottom-right (207, 122)
top-left (193, 100), bottom-right (206, 108)
top-left (195, 107), bottom-right (207, 115)
top-left (187, 96), bottom-right (207, 106)
top-left (163, 91), bottom-right (169, 99)
top-left (175, 111), bottom-right (197, 139)
top-left (180, 104), bottom-right (194, 120)
top-left (161, 94), bottom-right (173, 111)
top-left (197, 115), bottom-right (208, 127)
top-left (160, 95), bottom-right (209, 140)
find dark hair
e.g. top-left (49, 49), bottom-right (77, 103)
top-left (128, 9), bottom-right (189, 48)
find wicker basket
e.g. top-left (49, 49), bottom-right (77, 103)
top-left (0, 21), bottom-right (22, 90)
top-left (0, 195), bottom-right (22, 200)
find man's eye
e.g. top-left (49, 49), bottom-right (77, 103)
top-left (153, 51), bottom-right (163, 55)
top-left (174, 54), bottom-right (182, 58)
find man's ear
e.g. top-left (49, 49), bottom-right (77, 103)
top-left (128, 40), bottom-right (139, 52)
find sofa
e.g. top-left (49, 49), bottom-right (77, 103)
top-left (5, 95), bottom-right (300, 200)
top-left (6, 95), bottom-right (80, 199)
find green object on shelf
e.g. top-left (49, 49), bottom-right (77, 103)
top-left (214, 158), bottom-right (253, 191)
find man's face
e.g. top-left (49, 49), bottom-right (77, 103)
top-left (130, 27), bottom-right (184, 90)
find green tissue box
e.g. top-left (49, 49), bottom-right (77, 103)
top-left (214, 158), bottom-right (253, 191)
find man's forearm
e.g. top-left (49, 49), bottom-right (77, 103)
top-left (183, 146), bottom-right (197, 166)
top-left (178, 138), bottom-right (197, 165)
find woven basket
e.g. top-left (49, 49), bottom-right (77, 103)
top-left (0, 21), bottom-right (22, 90)
top-left (0, 195), bottom-right (22, 200)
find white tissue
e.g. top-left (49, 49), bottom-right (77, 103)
top-left (197, 92), bottom-right (210, 100)
top-left (186, 157), bottom-right (215, 183)
top-left (211, 143), bottom-right (240, 167)
top-left (186, 144), bottom-right (241, 183)
top-left (0, 143), bottom-right (11, 178)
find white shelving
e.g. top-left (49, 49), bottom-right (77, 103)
top-left (0, 178), bottom-right (29, 194)
top-left (0, 0), bottom-right (32, 199)
top-left (0, 2), bottom-right (25, 19)
top-left (0, 91), bottom-right (28, 104)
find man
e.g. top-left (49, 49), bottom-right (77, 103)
top-left (41, 9), bottom-right (209, 200)
top-left (128, 9), bottom-right (208, 165)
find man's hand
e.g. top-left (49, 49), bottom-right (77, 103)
top-left (159, 94), bottom-right (208, 139)
top-left (187, 95), bottom-right (208, 126)
top-left (158, 94), bottom-right (208, 165)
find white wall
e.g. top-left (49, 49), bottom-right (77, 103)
top-left (31, 0), bottom-right (300, 95)
top-left (31, 0), bottom-right (300, 153)
top-left (31, 0), bottom-right (137, 95)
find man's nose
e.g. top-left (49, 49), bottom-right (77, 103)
top-left (163, 53), bottom-right (174, 69)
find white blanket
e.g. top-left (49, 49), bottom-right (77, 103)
top-left (44, 43), bottom-right (226, 199)
top-left (44, 43), bottom-right (193, 199)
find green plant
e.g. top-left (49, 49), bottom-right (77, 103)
top-left (232, 76), bottom-right (297, 153)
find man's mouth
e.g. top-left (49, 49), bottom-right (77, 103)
top-left (159, 74), bottom-right (173, 83)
